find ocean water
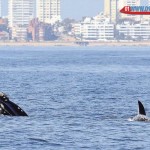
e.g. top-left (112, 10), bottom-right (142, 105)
top-left (0, 46), bottom-right (150, 149)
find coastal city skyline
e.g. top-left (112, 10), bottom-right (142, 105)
top-left (0, 0), bottom-right (150, 42)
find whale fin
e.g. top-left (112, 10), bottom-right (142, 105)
top-left (138, 101), bottom-right (146, 116)
top-left (0, 92), bottom-right (28, 116)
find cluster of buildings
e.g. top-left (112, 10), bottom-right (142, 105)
top-left (0, 0), bottom-right (150, 42)
top-left (0, 0), bottom-right (61, 41)
top-left (72, 0), bottom-right (150, 41)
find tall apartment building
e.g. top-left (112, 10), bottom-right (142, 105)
top-left (104, 0), bottom-right (118, 23)
top-left (104, 0), bottom-right (111, 17)
top-left (36, 0), bottom-right (61, 24)
top-left (111, 0), bottom-right (118, 23)
top-left (8, 0), bottom-right (34, 41)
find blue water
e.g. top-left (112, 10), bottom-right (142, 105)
top-left (0, 46), bottom-right (150, 149)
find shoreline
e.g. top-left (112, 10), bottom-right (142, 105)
top-left (0, 41), bottom-right (150, 46)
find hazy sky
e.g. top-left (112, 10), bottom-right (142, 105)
top-left (61, 0), bottom-right (103, 20)
top-left (2, 0), bottom-right (104, 20)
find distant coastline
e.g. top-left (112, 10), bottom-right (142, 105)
top-left (0, 41), bottom-right (150, 47)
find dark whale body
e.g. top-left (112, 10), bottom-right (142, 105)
top-left (0, 92), bottom-right (28, 116)
top-left (129, 100), bottom-right (149, 121)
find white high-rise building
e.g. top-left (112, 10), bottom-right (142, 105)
top-left (36, 0), bottom-right (61, 24)
top-left (104, 0), bottom-right (118, 23)
top-left (110, 0), bottom-right (118, 23)
top-left (8, 0), bottom-right (34, 41)
top-left (104, 0), bottom-right (111, 17)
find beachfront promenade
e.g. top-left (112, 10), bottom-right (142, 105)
top-left (0, 41), bottom-right (150, 47)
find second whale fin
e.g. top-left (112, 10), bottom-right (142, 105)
top-left (138, 100), bottom-right (146, 116)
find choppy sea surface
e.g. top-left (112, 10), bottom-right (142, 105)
top-left (0, 46), bottom-right (150, 149)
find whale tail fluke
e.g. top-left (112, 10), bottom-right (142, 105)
top-left (138, 100), bottom-right (146, 116)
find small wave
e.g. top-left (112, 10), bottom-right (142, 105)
top-left (29, 138), bottom-right (48, 143)
top-left (128, 118), bottom-right (134, 122)
top-left (28, 138), bottom-right (62, 147)
top-left (48, 143), bottom-right (62, 147)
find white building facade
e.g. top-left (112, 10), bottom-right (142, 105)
top-left (73, 14), bottom-right (114, 41)
top-left (36, 0), bottom-right (61, 24)
top-left (116, 22), bottom-right (150, 40)
top-left (104, 0), bottom-right (118, 23)
top-left (110, 0), bottom-right (118, 23)
top-left (104, 0), bottom-right (111, 17)
top-left (8, 0), bottom-right (34, 41)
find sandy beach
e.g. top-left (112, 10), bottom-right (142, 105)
top-left (0, 41), bottom-right (150, 47)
